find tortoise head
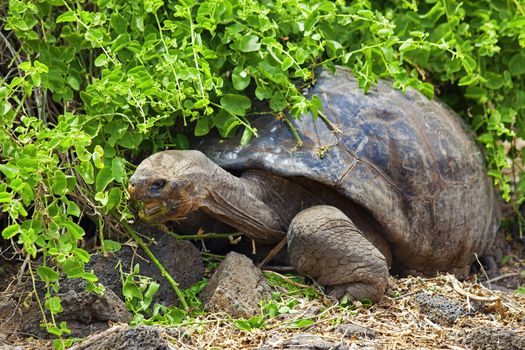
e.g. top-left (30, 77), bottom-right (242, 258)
top-left (128, 150), bottom-right (212, 224)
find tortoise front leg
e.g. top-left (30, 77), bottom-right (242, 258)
top-left (287, 205), bottom-right (389, 302)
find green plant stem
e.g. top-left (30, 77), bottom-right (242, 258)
top-left (27, 260), bottom-right (48, 325)
top-left (201, 251), bottom-right (227, 260)
top-left (166, 232), bottom-right (242, 240)
top-left (123, 222), bottom-right (189, 310)
top-left (281, 114), bottom-right (303, 147)
top-left (318, 111), bottom-right (341, 133)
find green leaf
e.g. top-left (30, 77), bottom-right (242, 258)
top-left (80, 271), bottom-right (98, 282)
top-left (77, 161), bottom-right (95, 184)
top-left (361, 298), bottom-right (373, 308)
top-left (485, 72), bottom-right (504, 90)
top-left (289, 318), bottom-right (315, 328)
top-left (110, 13), bottom-right (128, 34)
top-left (357, 9), bottom-right (373, 18)
top-left (255, 83), bottom-right (272, 100)
top-left (67, 76), bottom-right (80, 90)
top-left (111, 157), bottom-right (126, 183)
top-left (239, 35), bottom-right (261, 52)
top-left (105, 120), bottom-right (127, 147)
top-left (0, 100), bottom-right (11, 116)
top-left (173, 133), bottom-right (189, 149)
top-left (94, 54), bottom-right (108, 67)
top-left (117, 132), bottom-right (143, 149)
top-left (20, 184), bottom-right (34, 205)
top-left (106, 187), bottom-right (122, 210)
top-left (220, 94), bottom-right (251, 116)
top-left (0, 192), bottom-right (11, 203)
top-left (318, 1), bottom-right (337, 13)
top-left (462, 55), bottom-right (477, 74)
top-left (257, 57), bottom-right (288, 84)
top-left (92, 145), bottom-right (105, 169)
top-left (95, 167), bottom-right (114, 192)
top-left (232, 66), bottom-right (251, 91)
top-left (16, 158), bottom-right (38, 171)
top-left (304, 11), bottom-right (319, 34)
top-left (478, 133), bottom-right (493, 144)
top-left (399, 39), bottom-right (417, 52)
top-left (19, 62), bottom-right (32, 72)
top-left (465, 86), bottom-right (487, 102)
top-left (458, 74), bottom-right (479, 86)
top-left (509, 53), bottom-right (525, 76)
top-left (280, 57), bottom-right (294, 71)
top-left (85, 28), bottom-right (104, 45)
top-left (61, 258), bottom-right (84, 277)
top-left (233, 319), bottom-right (253, 331)
top-left (0, 164), bottom-right (19, 179)
top-left (144, 281), bottom-right (160, 301)
top-left (37, 266), bottom-right (59, 283)
top-left (194, 117), bottom-right (211, 136)
top-left (67, 200), bottom-right (81, 217)
top-left (63, 221), bottom-right (84, 240)
top-left (45, 296), bottom-right (63, 314)
top-left (240, 127), bottom-right (254, 145)
top-left (2, 223), bottom-right (20, 239)
top-left (233, 316), bottom-right (265, 330)
top-left (102, 239), bottom-right (122, 252)
top-left (10, 178), bottom-right (23, 191)
top-left (95, 191), bottom-right (108, 206)
top-left (52, 170), bottom-right (68, 195)
top-left (270, 91), bottom-right (287, 111)
top-left (74, 248), bottom-right (90, 263)
top-left (144, 0), bottom-right (164, 13)
top-left (0, 86), bottom-right (9, 98)
top-left (56, 11), bottom-right (77, 23)
top-left (214, 111), bottom-right (241, 138)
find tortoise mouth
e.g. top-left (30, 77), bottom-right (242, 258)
top-left (139, 200), bottom-right (169, 223)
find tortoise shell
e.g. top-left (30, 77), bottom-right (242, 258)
top-left (195, 67), bottom-right (500, 276)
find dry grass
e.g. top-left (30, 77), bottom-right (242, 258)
top-left (179, 274), bottom-right (525, 349)
top-left (1, 263), bottom-right (524, 349)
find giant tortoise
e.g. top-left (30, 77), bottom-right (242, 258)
top-left (128, 67), bottom-right (500, 301)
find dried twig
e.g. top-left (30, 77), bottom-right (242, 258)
top-left (68, 324), bottom-right (127, 350)
top-left (446, 274), bottom-right (500, 302)
top-left (484, 272), bottom-right (519, 284)
top-left (258, 236), bottom-right (287, 268)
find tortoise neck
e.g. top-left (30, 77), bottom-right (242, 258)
top-left (200, 166), bottom-right (286, 243)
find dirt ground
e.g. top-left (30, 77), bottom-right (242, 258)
top-left (0, 244), bottom-right (523, 350)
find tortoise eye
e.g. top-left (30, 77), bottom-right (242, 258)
top-left (150, 179), bottom-right (166, 191)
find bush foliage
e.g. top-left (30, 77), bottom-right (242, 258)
top-left (1, 0), bottom-right (524, 340)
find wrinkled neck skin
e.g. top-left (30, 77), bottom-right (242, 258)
top-left (198, 166), bottom-right (287, 243)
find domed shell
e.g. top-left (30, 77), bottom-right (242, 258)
top-left (196, 67), bottom-right (499, 276)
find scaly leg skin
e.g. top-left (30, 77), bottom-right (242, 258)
top-left (287, 205), bottom-right (389, 302)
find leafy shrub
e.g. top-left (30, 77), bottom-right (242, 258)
top-left (1, 0), bottom-right (524, 341)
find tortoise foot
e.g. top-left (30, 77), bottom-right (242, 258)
top-left (287, 205), bottom-right (389, 302)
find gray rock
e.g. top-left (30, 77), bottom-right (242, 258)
top-left (199, 252), bottom-right (270, 318)
top-left (58, 282), bottom-right (131, 325)
top-left (460, 327), bottom-right (525, 350)
top-left (256, 333), bottom-right (351, 350)
top-left (89, 233), bottom-right (203, 306)
top-left (335, 323), bottom-right (376, 339)
top-left (415, 292), bottom-right (465, 325)
top-left (21, 279), bottom-right (132, 338)
top-left (3, 233), bottom-right (202, 340)
top-left (78, 325), bottom-right (188, 350)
